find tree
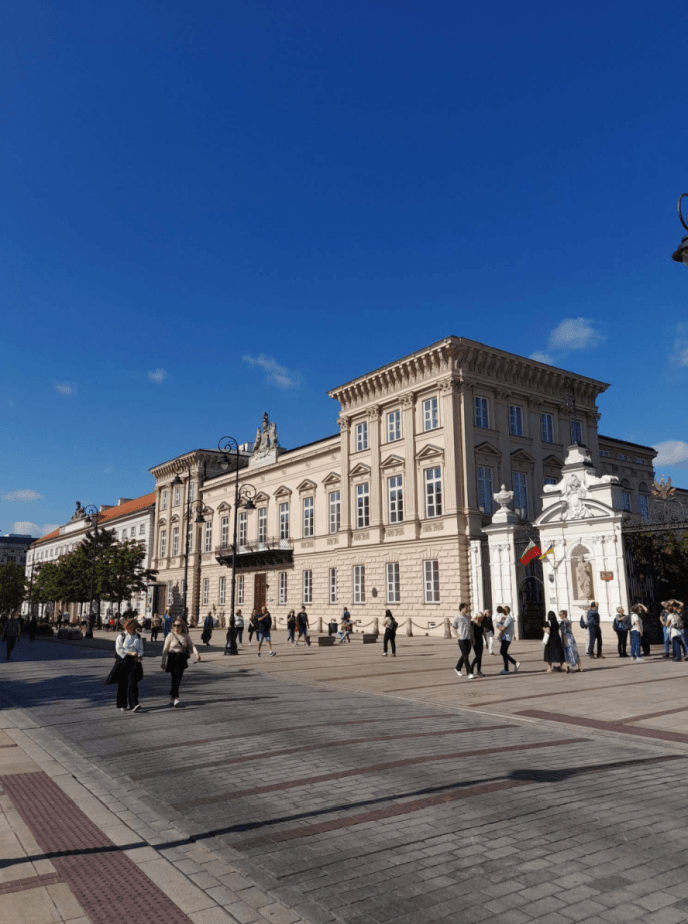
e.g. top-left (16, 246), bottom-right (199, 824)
top-left (99, 538), bottom-right (157, 615)
top-left (627, 529), bottom-right (688, 605)
top-left (0, 562), bottom-right (27, 616)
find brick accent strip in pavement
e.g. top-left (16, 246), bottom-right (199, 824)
top-left (519, 709), bottom-right (688, 745)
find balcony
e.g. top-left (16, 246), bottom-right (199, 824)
top-left (214, 537), bottom-right (294, 571)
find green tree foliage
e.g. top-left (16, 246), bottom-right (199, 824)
top-left (0, 562), bottom-right (27, 615)
top-left (98, 538), bottom-right (157, 613)
top-left (628, 530), bottom-right (688, 604)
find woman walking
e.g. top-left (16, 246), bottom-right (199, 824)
top-left (150, 612), bottom-right (162, 642)
top-left (234, 610), bottom-right (244, 645)
top-left (483, 609), bottom-right (495, 655)
top-left (115, 618), bottom-right (144, 713)
top-left (471, 612), bottom-right (485, 676)
top-left (453, 603), bottom-right (474, 679)
top-left (495, 606), bottom-right (520, 675)
top-left (247, 609), bottom-right (259, 645)
top-left (201, 611), bottom-right (214, 647)
top-left (543, 611), bottom-right (566, 673)
top-left (382, 610), bottom-right (397, 657)
top-left (162, 618), bottom-right (201, 707)
top-left (559, 610), bottom-right (583, 672)
top-left (286, 609), bottom-right (297, 645)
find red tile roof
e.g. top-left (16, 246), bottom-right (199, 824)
top-left (32, 492), bottom-right (156, 546)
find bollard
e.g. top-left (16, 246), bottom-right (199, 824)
top-left (444, 617), bottom-right (452, 639)
top-left (406, 619), bottom-right (413, 637)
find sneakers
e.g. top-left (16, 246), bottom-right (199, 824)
top-left (131, 704), bottom-right (141, 713)
top-left (467, 674), bottom-right (475, 680)
top-left (455, 668), bottom-right (462, 678)
top-left (173, 699), bottom-right (179, 707)
top-left (382, 653), bottom-right (388, 657)
top-left (257, 652), bottom-right (261, 657)
top-left (269, 651), bottom-right (276, 657)
top-left (119, 707), bottom-right (127, 712)
top-left (499, 669), bottom-right (509, 675)
top-left (514, 662), bottom-right (521, 673)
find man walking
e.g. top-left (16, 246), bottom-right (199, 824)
top-left (585, 602), bottom-right (604, 659)
top-left (296, 606), bottom-right (310, 646)
top-left (2, 612), bottom-right (21, 660)
top-left (452, 603), bottom-right (474, 679)
top-left (256, 605), bottom-right (276, 657)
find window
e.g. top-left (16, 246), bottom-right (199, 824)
top-left (302, 570), bottom-right (312, 605)
top-left (618, 454), bottom-right (628, 461)
top-left (172, 527), bottom-right (180, 556)
top-left (356, 422), bottom-right (368, 451)
top-left (220, 516), bottom-right (229, 549)
top-left (239, 512), bottom-right (247, 547)
top-left (329, 491), bottom-right (340, 533)
top-left (600, 450), bottom-right (610, 457)
top-left (639, 495), bottom-right (649, 519)
top-left (475, 396), bottom-right (489, 429)
top-left (188, 481), bottom-right (195, 502)
top-left (167, 580), bottom-right (173, 604)
top-left (425, 468), bottom-right (443, 518)
top-left (622, 491), bottom-right (632, 512)
top-left (237, 574), bottom-right (244, 605)
top-left (202, 578), bottom-right (209, 606)
top-left (303, 497), bottom-right (314, 537)
top-left (353, 565), bottom-right (365, 604)
top-left (635, 458), bottom-right (645, 465)
top-left (386, 562), bottom-right (400, 604)
top-left (329, 568), bottom-right (338, 604)
top-left (423, 560), bottom-right (440, 603)
top-left (279, 572), bottom-right (287, 605)
top-left (139, 523), bottom-right (145, 535)
top-left (161, 491), bottom-right (168, 510)
top-left (204, 521), bottom-right (212, 553)
top-left (541, 413), bottom-right (554, 443)
top-left (387, 410), bottom-right (401, 442)
top-left (258, 508), bottom-right (267, 545)
top-left (130, 526), bottom-right (136, 537)
top-left (356, 483), bottom-right (370, 528)
top-left (219, 576), bottom-right (226, 606)
top-left (159, 530), bottom-right (167, 557)
top-left (423, 397), bottom-right (438, 431)
top-left (388, 475), bottom-right (404, 523)
top-left (570, 420), bottom-right (583, 444)
top-left (544, 476), bottom-right (558, 486)
top-left (477, 466), bottom-right (494, 515)
top-left (279, 502), bottom-right (289, 540)
top-left (509, 405), bottom-right (523, 436)
top-left (173, 486), bottom-right (181, 507)
top-left (187, 522), bottom-right (193, 553)
top-left (513, 472), bottom-right (528, 519)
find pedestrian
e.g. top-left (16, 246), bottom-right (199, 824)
top-left (559, 610), bottom-right (583, 672)
top-left (337, 611), bottom-right (353, 643)
top-left (470, 612), bottom-right (485, 676)
top-left (286, 609), bottom-right (297, 645)
top-left (114, 618), bottom-right (144, 712)
top-left (296, 606), bottom-right (310, 646)
top-left (630, 604), bottom-right (645, 661)
top-left (234, 609), bottom-right (244, 645)
top-left (660, 601), bottom-right (673, 659)
top-left (247, 608), bottom-right (259, 645)
top-left (585, 602), bottom-right (604, 659)
top-left (28, 615), bottom-right (37, 642)
top-left (150, 612), bottom-right (162, 642)
top-left (483, 609), bottom-right (495, 655)
top-left (56, 611), bottom-right (63, 629)
top-left (495, 605), bottom-right (520, 675)
top-left (382, 609), bottom-right (397, 656)
top-left (2, 612), bottom-right (21, 660)
top-left (256, 606), bottom-right (276, 657)
top-left (453, 603), bottom-right (474, 679)
top-left (613, 607), bottom-right (629, 657)
top-left (201, 611), bottom-right (214, 647)
top-left (162, 610), bottom-right (172, 639)
top-left (542, 610), bottom-right (566, 673)
top-left (161, 618), bottom-right (201, 707)
top-left (224, 614), bottom-right (238, 654)
top-left (667, 604), bottom-right (685, 661)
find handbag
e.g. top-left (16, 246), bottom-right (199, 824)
top-left (134, 660), bottom-right (144, 682)
top-left (161, 651), bottom-right (169, 672)
top-left (104, 657), bottom-right (124, 685)
top-left (541, 630), bottom-right (550, 646)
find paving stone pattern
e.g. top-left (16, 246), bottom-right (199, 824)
top-left (2, 639), bottom-right (688, 923)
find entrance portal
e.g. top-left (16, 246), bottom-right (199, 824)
top-left (254, 573), bottom-right (266, 610)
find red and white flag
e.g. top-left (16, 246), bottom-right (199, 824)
top-left (519, 540), bottom-right (542, 566)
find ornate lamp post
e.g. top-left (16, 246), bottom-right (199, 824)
top-left (672, 194), bottom-right (688, 266)
top-left (562, 382), bottom-right (582, 445)
top-left (82, 505), bottom-right (100, 638)
top-left (218, 436), bottom-right (256, 647)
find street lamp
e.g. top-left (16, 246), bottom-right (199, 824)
top-left (218, 436), bottom-right (256, 652)
top-left (82, 505), bottom-right (100, 639)
top-left (26, 560), bottom-right (42, 619)
top-left (562, 381), bottom-right (582, 445)
top-left (672, 194), bottom-right (688, 266)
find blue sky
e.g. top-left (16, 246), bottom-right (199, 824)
top-left (1, 0), bottom-right (686, 536)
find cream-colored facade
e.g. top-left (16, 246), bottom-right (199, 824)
top-left (150, 337), bottom-right (623, 633)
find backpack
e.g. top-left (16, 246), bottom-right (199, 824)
top-left (580, 615), bottom-right (587, 629)
top-left (389, 616), bottom-right (398, 631)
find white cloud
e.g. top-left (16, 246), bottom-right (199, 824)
top-left (242, 354), bottom-right (300, 389)
top-left (529, 351), bottom-right (553, 364)
top-left (54, 382), bottom-right (75, 396)
top-left (12, 521), bottom-right (59, 537)
top-left (677, 349), bottom-right (688, 366)
top-left (2, 489), bottom-right (44, 502)
top-left (548, 317), bottom-right (606, 351)
top-left (671, 323), bottom-right (688, 366)
top-left (653, 440), bottom-right (688, 469)
top-left (148, 368), bottom-right (168, 384)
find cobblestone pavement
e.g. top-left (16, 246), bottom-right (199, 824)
top-left (2, 631), bottom-right (688, 924)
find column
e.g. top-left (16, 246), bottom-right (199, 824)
top-left (369, 406), bottom-right (382, 528)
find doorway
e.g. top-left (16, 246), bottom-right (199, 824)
top-left (254, 573), bottom-right (266, 610)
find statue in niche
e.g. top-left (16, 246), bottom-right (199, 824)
top-left (252, 412), bottom-right (279, 458)
top-left (573, 557), bottom-right (594, 600)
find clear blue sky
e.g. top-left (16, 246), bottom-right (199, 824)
top-left (2, 0), bottom-right (686, 536)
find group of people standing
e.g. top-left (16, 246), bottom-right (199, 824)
top-left (452, 605), bottom-right (520, 678)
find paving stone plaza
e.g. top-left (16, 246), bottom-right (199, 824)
top-left (2, 630), bottom-right (688, 924)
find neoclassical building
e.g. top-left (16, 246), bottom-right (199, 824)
top-left (150, 337), bottom-right (660, 633)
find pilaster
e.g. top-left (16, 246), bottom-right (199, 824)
top-left (401, 393), bottom-right (417, 522)
top-left (369, 405), bottom-right (382, 528)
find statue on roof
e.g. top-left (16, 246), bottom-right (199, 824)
top-left (252, 412), bottom-right (278, 458)
top-left (71, 501), bottom-right (84, 521)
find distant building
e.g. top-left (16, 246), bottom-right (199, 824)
top-left (0, 534), bottom-right (35, 567)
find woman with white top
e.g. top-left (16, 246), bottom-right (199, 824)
top-left (495, 606), bottom-right (520, 675)
top-left (630, 604), bottom-right (645, 661)
top-left (452, 603), bottom-right (474, 679)
top-left (162, 618), bottom-right (201, 707)
top-left (115, 618), bottom-right (144, 713)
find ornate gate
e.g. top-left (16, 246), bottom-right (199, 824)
top-left (515, 531), bottom-right (546, 639)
